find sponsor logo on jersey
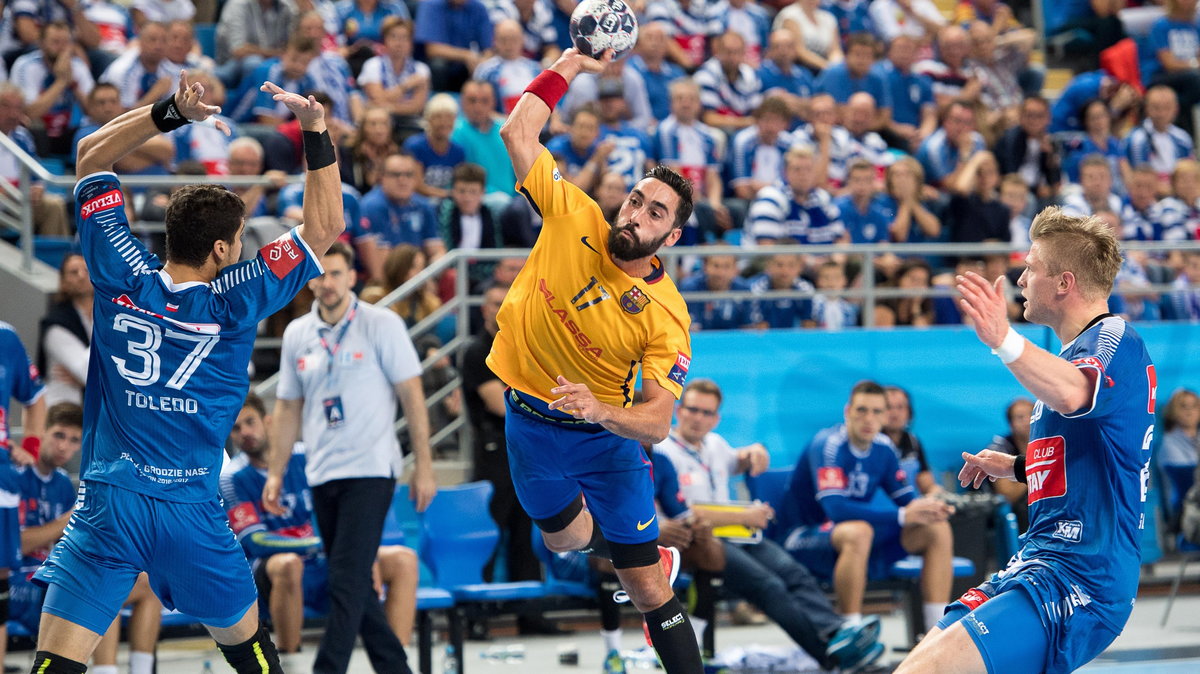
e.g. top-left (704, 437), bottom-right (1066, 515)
top-left (817, 466), bottom-right (847, 491)
top-left (957, 588), bottom-right (990, 611)
top-left (552, 168), bottom-right (562, 181)
top-left (1147, 364), bottom-right (1157, 414)
top-left (579, 236), bottom-right (601, 254)
top-left (1053, 519), bottom-right (1083, 543)
top-left (668, 352), bottom-right (690, 386)
top-left (1026, 435), bottom-right (1067, 503)
top-left (227, 501), bottom-right (261, 534)
top-left (537, 278), bottom-right (603, 359)
top-left (262, 234), bottom-right (305, 279)
top-left (165, 303), bottom-right (178, 313)
top-left (620, 285), bottom-right (651, 314)
top-left (28, 364), bottom-right (39, 381)
top-left (79, 188), bottom-right (124, 218)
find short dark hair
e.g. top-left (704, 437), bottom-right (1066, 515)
top-left (849, 380), bottom-right (886, 401)
top-left (453, 162), bottom-right (486, 187)
top-left (242, 392), bottom-right (267, 418)
top-left (164, 185), bottom-right (246, 268)
top-left (754, 96), bottom-right (791, 120)
top-left (323, 240), bottom-right (355, 268)
top-left (883, 385), bottom-right (913, 420)
top-left (683, 378), bottom-right (723, 406)
top-left (88, 82), bottom-right (120, 104)
top-left (643, 165), bottom-right (694, 230)
top-left (845, 32), bottom-right (877, 53)
top-left (287, 35), bottom-right (319, 55)
top-left (1006, 397), bottom-right (1034, 424)
top-left (46, 402), bottom-right (83, 430)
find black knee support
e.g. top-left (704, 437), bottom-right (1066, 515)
top-left (609, 539), bottom-right (661, 570)
top-left (532, 494), bottom-right (584, 533)
top-left (217, 623), bottom-right (283, 674)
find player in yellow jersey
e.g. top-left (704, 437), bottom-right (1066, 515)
top-left (488, 48), bottom-right (705, 672)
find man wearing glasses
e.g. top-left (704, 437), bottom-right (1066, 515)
top-left (358, 151), bottom-right (446, 281)
top-left (654, 379), bottom-right (886, 671)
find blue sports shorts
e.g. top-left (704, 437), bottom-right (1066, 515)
top-left (33, 481), bottom-right (257, 635)
top-left (504, 389), bottom-right (658, 545)
top-left (937, 563), bottom-right (1126, 674)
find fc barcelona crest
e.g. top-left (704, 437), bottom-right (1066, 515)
top-left (620, 286), bottom-right (651, 314)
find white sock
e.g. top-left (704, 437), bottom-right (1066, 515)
top-left (924, 602), bottom-right (946, 631)
top-left (129, 651), bottom-right (155, 674)
top-left (92, 666), bottom-right (118, 674)
top-left (843, 612), bottom-right (862, 623)
top-left (690, 617), bottom-right (708, 649)
top-left (601, 628), bottom-right (622, 653)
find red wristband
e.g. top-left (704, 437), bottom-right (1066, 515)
top-left (524, 70), bottom-right (569, 110)
top-left (21, 436), bottom-right (39, 460)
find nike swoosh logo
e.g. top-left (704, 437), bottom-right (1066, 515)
top-left (637, 515), bottom-right (657, 531)
top-left (580, 236), bottom-right (600, 254)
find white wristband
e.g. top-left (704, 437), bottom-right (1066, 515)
top-left (991, 327), bottom-right (1025, 365)
top-left (897, 507), bottom-right (907, 527)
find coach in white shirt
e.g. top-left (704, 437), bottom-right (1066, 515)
top-left (268, 241), bottom-right (436, 674)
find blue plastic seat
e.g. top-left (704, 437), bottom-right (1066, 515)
top-left (194, 23), bottom-right (217, 59)
top-left (889, 555), bottom-right (975, 579)
top-left (421, 481), bottom-right (545, 603)
top-left (34, 236), bottom-right (75, 268)
top-left (745, 467), bottom-right (792, 542)
top-left (395, 484), bottom-right (462, 674)
top-left (530, 529), bottom-right (594, 599)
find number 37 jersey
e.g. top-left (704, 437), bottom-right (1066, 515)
top-left (1022, 316), bottom-right (1155, 604)
top-left (76, 172), bottom-right (322, 503)
top-left (486, 149), bottom-right (692, 406)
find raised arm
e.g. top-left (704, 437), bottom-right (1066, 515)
top-left (500, 49), bottom-right (611, 182)
top-left (259, 83), bottom-right (344, 257)
top-left (76, 71), bottom-right (230, 178)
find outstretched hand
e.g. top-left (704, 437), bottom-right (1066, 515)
top-left (175, 70), bottom-right (230, 136)
top-left (957, 271), bottom-right (1012, 349)
top-left (261, 81), bottom-right (326, 130)
top-left (958, 449), bottom-right (1018, 490)
top-left (556, 48), bottom-right (615, 76)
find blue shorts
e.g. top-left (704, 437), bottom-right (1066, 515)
top-left (781, 519), bottom-right (907, 580)
top-left (504, 389), bottom-right (658, 545)
top-left (937, 563), bottom-right (1126, 674)
top-left (33, 481), bottom-right (257, 635)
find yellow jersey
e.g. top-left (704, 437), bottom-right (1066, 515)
top-left (487, 149), bottom-right (692, 407)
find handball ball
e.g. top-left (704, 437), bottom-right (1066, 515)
top-left (569, 0), bottom-right (639, 60)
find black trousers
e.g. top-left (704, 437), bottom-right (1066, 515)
top-left (312, 477), bottom-right (411, 674)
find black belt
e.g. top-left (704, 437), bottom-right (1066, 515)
top-left (507, 389), bottom-right (604, 432)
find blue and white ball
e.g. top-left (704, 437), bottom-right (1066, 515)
top-left (569, 0), bottom-right (639, 60)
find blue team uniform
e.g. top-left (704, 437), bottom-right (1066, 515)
top-left (358, 187), bottom-right (441, 249)
top-left (11, 464), bottom-right (75, 633)
top-left (545, 134), bottom-right (596, 178)
top-left (0, 324), bottom-right (42, 574)
top-left (598, 123), bottom-right (653, 190)
top-left (937, 316), bottom-right (1155, 674)
top-left (780, 425), bottom-right (915, 579)
top-left (627, 55), bottom-right (686, 122)
top-left (747, 273), bottom-right (813, 328)
top-left (33, 172), bottom-right (323, 634)
top-left (402, 133), bottom-right (466, 196)
top-left (220, 452), bottom-right (328, 613)
top-left (835, 194), bottom-right (893, 243)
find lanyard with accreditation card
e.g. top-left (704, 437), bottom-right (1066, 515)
top-left (318, 299), bottom-right (358, 429)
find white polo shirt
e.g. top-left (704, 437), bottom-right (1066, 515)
top-left (278, 295), bottom-right (423, 487)
top-left (653, 430), bottom-right (739, 505)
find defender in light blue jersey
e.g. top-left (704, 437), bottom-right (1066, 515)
top-left (29, 74), bottom-right (346, 674)
top-left (898, 207), bottom-right (1155, 674)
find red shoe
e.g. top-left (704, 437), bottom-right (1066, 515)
top-left (613, 546), bottom-right (682, 604)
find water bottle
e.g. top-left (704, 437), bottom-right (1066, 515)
top-left (443, 644), bottom-right (460, 673)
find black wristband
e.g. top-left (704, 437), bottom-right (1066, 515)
top-left (303, 130), bottom-right (336, 170)
top-left (1013, 454), bottom-right (1027, 483)
top-left (151, 95), bottom-right (191, 133)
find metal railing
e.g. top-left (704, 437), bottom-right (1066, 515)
top-left (0, 130), bottom-right (299, 273)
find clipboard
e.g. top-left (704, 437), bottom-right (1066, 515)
top-left (690, 501), bottom-right (764, 544)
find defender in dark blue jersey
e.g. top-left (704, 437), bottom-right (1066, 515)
top-left (898, 207), bottom-right (1154, 674)
top-left (29, 73), bottom-right (346, 674)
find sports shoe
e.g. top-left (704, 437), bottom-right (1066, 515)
top-left (613, 546), bottom-right (681, 604)
top-left (839, 641), bottom-right (885, 673)
top-left (826, 615), bottom-right (881, 666)
top-left (603, 649), bottom-right (627, 674)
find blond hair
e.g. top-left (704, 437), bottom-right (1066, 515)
top-left (1028, 206), bottom-right (1122, 302)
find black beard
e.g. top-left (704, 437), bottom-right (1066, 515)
top-left (608, 223), bottom-right (673, 262)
